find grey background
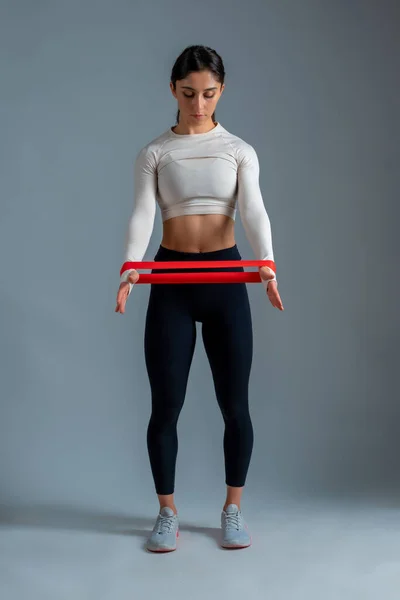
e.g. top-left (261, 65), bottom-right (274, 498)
top-left (1, 0), bottom-right (399, 516)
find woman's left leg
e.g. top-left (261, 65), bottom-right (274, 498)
top-left (201, 280), bottom-right (254, 507)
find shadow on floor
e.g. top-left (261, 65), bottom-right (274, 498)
top-left (0, 504), bottom-right (223, 550)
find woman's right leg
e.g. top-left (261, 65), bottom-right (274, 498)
top-left (144, 280), bottom-right (196, 511)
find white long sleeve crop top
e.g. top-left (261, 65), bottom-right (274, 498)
top-left (119, 121), bottom-right (277, 294)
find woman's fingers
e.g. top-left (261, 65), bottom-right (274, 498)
top-left (115, 284), bottom-right (130, 314)
top-left (259, 268), bottom-right (283, 311)
top-left (116, 299), bottom-right (126, 314)
top-left (115, 271), bottom-right (137, 313)
top-left (266, 281), bottom-right (284, 311)
top-left (272, 295), bottom-right (284, 310)
top-left (270, 292), bottom-right (284, 310)
top-left (115, 299), bottom-right (124, 313)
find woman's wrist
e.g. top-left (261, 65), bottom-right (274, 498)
top-left (262, 275), bottom-right (277, 291)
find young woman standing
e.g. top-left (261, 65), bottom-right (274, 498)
top-left (115, 45), bottom-right (284, 552)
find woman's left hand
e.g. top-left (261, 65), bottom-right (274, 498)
top-left (259, 267), bottom-right (284, 311)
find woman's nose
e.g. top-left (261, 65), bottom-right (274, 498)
top-left (192, 100), bottom-right (204, 111)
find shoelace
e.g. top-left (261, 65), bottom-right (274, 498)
top-left (223, 511), bottom-right (242, 531)
top-left (155, 514), bottom-right (176, 534)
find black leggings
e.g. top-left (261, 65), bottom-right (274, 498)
top-left (144, 244), bottom-right (254, 495)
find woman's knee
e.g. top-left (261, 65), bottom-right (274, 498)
top-left (148, 399), bottom-right (184, 428)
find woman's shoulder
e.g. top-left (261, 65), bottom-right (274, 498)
top-left (219, 123), bottom-right (255, 150)
top-left (134, 128), bottom-right (172, 164)
top-left (220, 126), bottom-right (258, 163)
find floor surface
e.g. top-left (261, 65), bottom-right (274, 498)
top-left (1, 496), bottom-right (399, 599)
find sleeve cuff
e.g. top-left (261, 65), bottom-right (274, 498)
top-left (120, 269), bottom-right (136, 297)
top-left (262, 272), bottom-right (277, 291)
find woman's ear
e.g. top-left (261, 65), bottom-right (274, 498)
top-left (170, 82), bottom-right (177, 99)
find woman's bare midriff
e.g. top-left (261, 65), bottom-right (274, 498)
top-left (161, 214), bottom-right (236, 253)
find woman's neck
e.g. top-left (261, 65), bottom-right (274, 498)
top-left (171, 119), bottom-right (218, 135)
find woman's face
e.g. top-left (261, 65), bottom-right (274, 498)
top-left (170, 70), bottom-right (224, 123)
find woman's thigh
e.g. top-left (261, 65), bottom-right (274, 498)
top-left (200, 283), bottom-right (253, 415)
top-left (144, 285), bottom-right (197, 413)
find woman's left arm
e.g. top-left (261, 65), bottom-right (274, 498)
top-left (237, 143), bottom-right (284, 311)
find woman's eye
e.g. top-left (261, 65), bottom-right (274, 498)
top-left (183, 94), bottom-right (215, 99)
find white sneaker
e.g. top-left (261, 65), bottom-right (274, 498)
top-left (146, 507), bottom-right (179, 552)
top-left (221, 503), bottom-right (252, 548)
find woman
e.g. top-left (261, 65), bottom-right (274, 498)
top-left (115, 45), bottom-right (284, 552)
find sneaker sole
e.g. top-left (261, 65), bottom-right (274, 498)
top-left (146, 529), bottom-right (179, 553)
top-left (221, 535), bottom-right (252, 549)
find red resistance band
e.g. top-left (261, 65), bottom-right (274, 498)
top-left (120, 260), bottom-right (276, 284)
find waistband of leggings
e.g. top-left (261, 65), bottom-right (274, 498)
top-left (155, 244), bottom-right (241, 261)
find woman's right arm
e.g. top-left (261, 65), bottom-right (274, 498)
top-left (119, 146), bottom-right (157, 297)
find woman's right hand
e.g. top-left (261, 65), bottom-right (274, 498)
top-left (115, 269), bottom-right (139, 314)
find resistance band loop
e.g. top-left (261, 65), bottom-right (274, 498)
top-left (121, 260), bottom-right (276, 284)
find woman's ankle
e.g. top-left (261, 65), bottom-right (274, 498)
top-left (157, 493), bottom-right (177, 514)
top-left (160, 504), bottom-right (178, 514)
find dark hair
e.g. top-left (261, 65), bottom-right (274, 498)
top-left (170, 45), bottom-right (225, 124)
